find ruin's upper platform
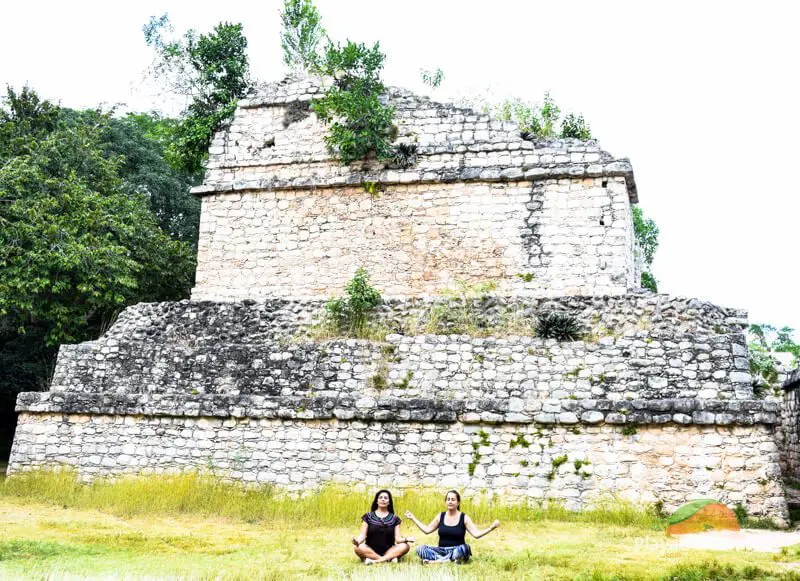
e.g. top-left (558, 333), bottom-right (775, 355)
top-left (191, 76), bottom-right (637, 201)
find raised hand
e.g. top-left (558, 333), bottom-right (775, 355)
top-left (405, 510), bottom-right (415, 520)
top-left (492, 519), bottom-right (500, 530)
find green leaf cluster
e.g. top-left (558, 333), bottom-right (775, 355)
top-left (748, 323), bottom-right (799, 396)
top-left (312, 41), bottom-right (396, 164)
top-left (280, 0), bottom-right (327, 72)
top-left (632, 205), bottom-right (660, 292)
top-left (100, 112), bottom-right (201, 246)
top-left (325, 268), bottom-right (382, 335)
top-left (144, 15), bottom-right (251, 174)
top-left (484, 92), bottom-right (592, 140)
top-left (420, 68), bottom-right (445, 89)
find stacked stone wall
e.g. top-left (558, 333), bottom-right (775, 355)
top-left (9, 413), bottom-right (786, 521)
top-left (49, 297), bottom-right (750, 401)
top-left (195, 78), bottom-right (637, 202)
top-left (191, 76), bottom-right (641, 302)
top-left (192, 177), bottom-right (634, 301)
top-left (778, 371), bottom-right (800, 480)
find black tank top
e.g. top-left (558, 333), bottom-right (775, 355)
top-left (438, 512), bottom-right (466, 547)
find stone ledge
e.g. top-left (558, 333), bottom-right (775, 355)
top-left (17, 392), bottom-right (780, 426)
top-left (190, 161), bottom-right (636, 201)
top-left (783, 367), bottom-right (800, 391)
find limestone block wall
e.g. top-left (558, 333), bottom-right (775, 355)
top-left (778, 371), bottom-right (800, 480)
top-left (9, 412), bottom-right (786, 522)
top-left (49, 332), bottom-right (752, 401)
top-left (48, 296), bottom-right (751, 400)
top-left (192, 177), bottom-right (635, 301)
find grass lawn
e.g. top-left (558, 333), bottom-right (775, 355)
top-left (1, 471), bottom-right (799, 580)
top-left (1, 497), bottom-right (799, 580)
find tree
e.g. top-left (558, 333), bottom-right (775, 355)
top-left (102, 112), bottom-right (201, 246)
top-left (312, 41), bottom-right (396, 164)
top-left (280, 0), bottom-right (326, 72)
top-left (143, 15), bottom-right (252, 174)
top-left (0, 88), bottom-right (196, 458)
top-left (0, 88), bottom-right (195, 345)
top-left (632, 206), bottom-right (660, 292)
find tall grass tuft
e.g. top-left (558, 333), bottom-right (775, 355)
top-left (1, 470), bottom-right (664, 530)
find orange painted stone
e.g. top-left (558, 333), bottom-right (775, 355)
top-left (666, 502), bottom-right (740, 535)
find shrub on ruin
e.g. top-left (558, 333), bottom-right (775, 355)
top-left (325, 268), bottom-right (382, 336)
top-left (534, 311), bottom-right (584, 341)
top-left (560, 113), bottom-right (592, 139)
top-left (312, 41), bottom-right (396, 164)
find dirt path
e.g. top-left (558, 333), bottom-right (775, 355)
top-left (678, 530), bottom-right (800, 552)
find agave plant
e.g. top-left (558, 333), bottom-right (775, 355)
top-left (392, 143), bottom-right (418, 168)
top-left (534, 311), bottom-right (584, 341)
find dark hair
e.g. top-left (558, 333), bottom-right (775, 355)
top-left (445, 490), bottom-right (461, 509)
top-left (371, 489), bottom-right (395, 514)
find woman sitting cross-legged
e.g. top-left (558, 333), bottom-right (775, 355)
top-left (405, 490), bottom-right (499, 564)
top-left (352, 489), bottom-right (414, 564)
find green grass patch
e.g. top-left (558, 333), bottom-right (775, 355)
top-left (0, 539), bottom-right (105, 562)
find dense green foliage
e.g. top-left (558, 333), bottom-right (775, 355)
top-left (632, 205), bottom-right (660, 292)
top-left (144, 15), bottom-right (252, 174)
top-left (0, 88), bottom-right (197, 458)
top-left (325, 268), bottom-right (382, 335)
top-left (101, 113), bottom-right (201, 245)
top-left (280, 0), bottom-right (326, 71)
top-left (312, 41), bottom-right (396, 164)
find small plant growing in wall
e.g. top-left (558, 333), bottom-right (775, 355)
top-left (621, 425), bottom-right (638, 437)
top-left (534, 311), bottom-right (584, 341)
top-left (510, 433), bottom-right (531, 449)
top-left (369, 361), bottom-right (389, 390)
top-left (325, 267), bottom-right (382, 337)
top-left (573, 459), bottom-right (590, 473)
top-left (468, 429), bottom-right (491, 476)
top-left (547, 454), bottom-right (568, 481)
top-left (362, 181), bottom-right (382, 197)
top-left (394, 370), bottom-right (414, 389)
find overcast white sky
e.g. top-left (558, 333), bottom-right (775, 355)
top-left (2, 1), bottom-right (797, 333)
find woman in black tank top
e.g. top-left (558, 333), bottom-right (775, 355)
top-left (405, 490), bottom-right (500, 563)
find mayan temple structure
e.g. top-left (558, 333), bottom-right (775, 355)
top-left (8, 77), bottom-right (790, 524)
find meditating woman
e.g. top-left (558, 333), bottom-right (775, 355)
top-left (405, 490), bottom-right (499, 563)
top-left (352, 489), bottom-right (413, 564)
